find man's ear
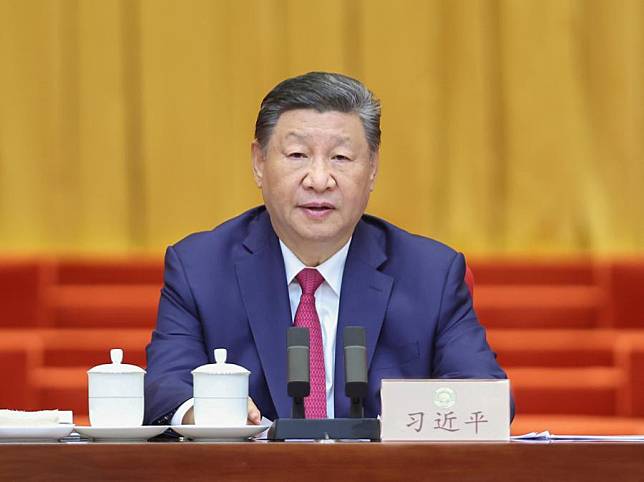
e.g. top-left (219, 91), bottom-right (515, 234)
top-left (368, 150), bottom-right (379, 192)
top-left (251, 140), bottom-right (264, 188)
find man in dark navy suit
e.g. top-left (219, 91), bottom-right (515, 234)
top-left (144, 72), bottom-right (510, 426)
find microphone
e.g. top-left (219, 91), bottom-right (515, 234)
top-left (287, 327), bottom-right (310, 419)
top-left (344, 326), bottom-right (368, 418)
top-left (267, 325), bottom-right (380, 440)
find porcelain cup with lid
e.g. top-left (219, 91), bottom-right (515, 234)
top-left (87, 348), bottom-right (146, 427)
top-left (192, 348), bottom-right (250, 426)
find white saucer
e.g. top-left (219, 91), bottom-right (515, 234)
top-left (171, 424), bottom-right (269, 441)
top-left (0, 424), bottom-right (74, 442)
top-left (74, 425), bottom-right (168, 441)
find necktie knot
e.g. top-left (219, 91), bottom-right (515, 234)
top-left (296, 268), bottom-right (324, 295)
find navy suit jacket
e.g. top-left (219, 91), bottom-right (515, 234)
top-left (144, 206), bottom-right (510, 424)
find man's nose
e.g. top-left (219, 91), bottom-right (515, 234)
top-left (303, 157), bottom-right (335, 191)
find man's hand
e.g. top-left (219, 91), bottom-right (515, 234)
top-left (247, 397), bottom-right (261, 425)
top-left (182, 406), bottom-right (195, 424)
top-left (182, 397), bottom-right (261, 425)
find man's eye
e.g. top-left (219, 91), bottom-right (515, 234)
top-left (287, 152), bottom-right (307, 159)
top-left (332, 154), bottom-right (351, 161)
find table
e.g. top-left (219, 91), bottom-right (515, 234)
top-left (1, 441), bottom-right (643, 481)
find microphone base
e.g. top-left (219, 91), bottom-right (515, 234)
top-left (267, 418), bottom-right (380, 441)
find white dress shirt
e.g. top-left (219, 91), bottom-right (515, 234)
top-left (171, 237), bottom-right (351, 424)
top-left (280, 238), bottom-right (351, 418)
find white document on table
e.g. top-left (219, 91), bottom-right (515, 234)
top-left (512, 431), bottom-right (644, 442)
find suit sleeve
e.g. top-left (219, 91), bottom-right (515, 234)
top-left (432, 252), bottom-right (515, 420)
top-left (144, 245), bottom-right (209, 424)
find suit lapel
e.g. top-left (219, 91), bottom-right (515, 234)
top-left (334, 219), bottom-right (393, 417)
top-left (235, 212), bottom-right (292, 418)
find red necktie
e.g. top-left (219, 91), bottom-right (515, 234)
top-left (294, 268), bottom-right (327, 419)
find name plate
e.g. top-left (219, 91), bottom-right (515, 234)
top-left (380, 379), bottom-right (510, 441)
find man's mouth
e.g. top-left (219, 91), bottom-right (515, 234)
top-left (300, 202), bottom-right (334, 210)
top-left (299, 202), bottom-right (335, 218)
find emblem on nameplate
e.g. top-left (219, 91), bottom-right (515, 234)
top-left (433, 387), bottom-right (456, 409)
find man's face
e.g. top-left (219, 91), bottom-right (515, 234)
top-left (252, 109), bottom-right (378, 261)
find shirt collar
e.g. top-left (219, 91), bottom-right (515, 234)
top-left (279, 238), bottom-right (352, 296)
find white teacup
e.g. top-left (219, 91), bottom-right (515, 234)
top-left (87, 348), bottom-right (145, 427)
top-left (192, 348), bottom-right (250, 426)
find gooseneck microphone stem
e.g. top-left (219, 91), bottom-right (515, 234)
top-left (292, 397), bottom-right (305, 420)
top-left (349, 398), bottom-right (364, 418)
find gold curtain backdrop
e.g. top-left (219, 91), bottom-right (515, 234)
top-left (0, 0), bottom-right (643, 255)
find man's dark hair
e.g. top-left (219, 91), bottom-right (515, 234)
top-left (254, 72), bottom-right (381, 155)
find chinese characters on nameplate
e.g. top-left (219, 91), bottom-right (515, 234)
top-left (380, 379), bottom-right (510, 441)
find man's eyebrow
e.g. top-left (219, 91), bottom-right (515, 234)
top-left (284, 132), bottom-right (308, 141)
top-left (333, 136), bottom-right (352, 145)
top-left (284, 132), bottom-right (352, 145)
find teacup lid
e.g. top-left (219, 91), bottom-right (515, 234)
top-left (191, 349), bottom-right (250, 375)
top-left (87, 348), bottom-right (146, 374)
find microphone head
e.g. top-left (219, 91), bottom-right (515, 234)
top-left (344, 326), bottom-right (368, 402)
top-left (287, 327), bottom-right (310, 401)
top-left (344, 326), bottom-right (366, 347)
top-left (288, 326), bottom-right (310, 348)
